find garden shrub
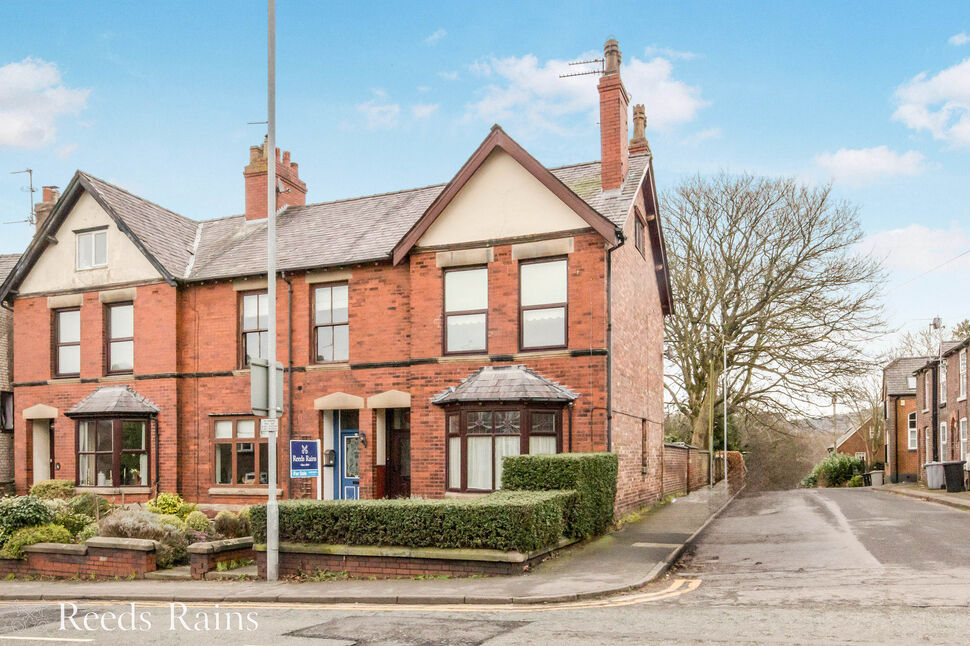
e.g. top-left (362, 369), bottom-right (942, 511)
top-left (184, 510), bottom-right (211, 533)
top-left (145, 492), bottom-right (196, 519)
top-left (67, 493), bottom-right (109, 518)
top-left (55, 512), bottom-right (94, 537)
top-left (76, 522), bottom-right (98, 544)
top-left (250, 490), bottom-right (572, 553)
top-left (502, 452), bottom-right (618, 538)
top-left (98, 510), bottom-right (189, 568)
top-left (156, 514), bottom-right (186, 531)
top-left (847, 474), bottom-right (865, 488)
top-left (0, 523), bottom-right (73, 559)
top-left (213, 511), bottom-right (248, 538)
top-left (803, 453), bottom-right (865, 488)
top-left (29, 479), bottom-right (75, 500)
top-left (0, 496), bottom-right (55, 546)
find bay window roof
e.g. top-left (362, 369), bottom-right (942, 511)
top-left (66, 385), bottom-right (160, 417)
top-left (432, 365), bottom-right (579, 405)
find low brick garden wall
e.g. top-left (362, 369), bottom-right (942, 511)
top-left (254, 539), bottom-right (576, 579)
top-left (188, 537), bottom-right (255, 580)
top-left (0, 537), bottom-right (158, 579)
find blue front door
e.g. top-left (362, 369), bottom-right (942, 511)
top-left (333, 410), bottom-right (360, 499)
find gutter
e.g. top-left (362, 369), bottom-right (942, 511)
top-left (605, 227), bottom-right (626, 452)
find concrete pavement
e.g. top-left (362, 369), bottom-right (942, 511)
top-left (0, 482), bottom-right (735, 605)
top-left (876, 481), bottom-right (970, 511)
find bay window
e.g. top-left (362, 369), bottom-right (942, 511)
top-left (76, 418), bottom-right (149, 487)
top-left (520, 258), bottom-right (567, 350)
top-left (445, 405), bottom-right (561, 492)
top-left (105, 302), bottom-right (134, 374)
top-left (213, 418), bottom-right (268, 486)
top-left (444, 267), bottom-right (488, 354)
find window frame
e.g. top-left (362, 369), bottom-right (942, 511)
top-left (312, 282), bottom-right (350, 364)
top-left (211, 416), bottom-right (268, 488)
top-left (908, 411), bottom-right (918, 451)
top-left (940, 360), bottom-right (947, 405)
top-left (940, 421), bottom-right (948, 457)
top-left (923, 372), bottom-right (931, 412)
top-left (518, 257), bottom-right (569, 352)
top-left (442, 265), bottom-right (489, 356)
top-left (633, 209), bottom-right (646, 257)
top-left (75, 417), bottom-right (151, 488)
top-left (52, 307), bottom-right (81, 378)
top-left (443, 403), bottom-right (563, 493)
top-left (960, 350), bottom-right (967, 401)
top-left (75, 227), bottom-right (108, 271)
top-left (238, 290), bottom-right (269, 368)
top-left (104, 301), bottom-right (134, 375)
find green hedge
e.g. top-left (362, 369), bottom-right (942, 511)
top-left (250, 490), bottom-right (573, 553)
top-left (501, 453), bottom-right (618, 538)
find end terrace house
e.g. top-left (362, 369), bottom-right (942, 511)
top-left (0, 39), bottom-right (672, 514)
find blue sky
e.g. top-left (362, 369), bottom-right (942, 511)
top-left (1, 1), bottom-right (969, 351)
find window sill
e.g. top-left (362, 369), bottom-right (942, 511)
top-left (443, 491), bottom-right (488, 498)
top-left (51, 376), bottom-right (81, 383)
top-left (306, 362), bottom-right (350, 372)
top-left (100, 374), bottom-right (134, 382)
top-left (207, 487), bottom-right (283, 496)
top-left (75, 486), bottom-right (151, 495)
top-left (439, 353), bottom-right (489, 363)
top-left (232, 369), bottom-right (251, 376)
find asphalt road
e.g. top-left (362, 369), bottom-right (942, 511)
top-left (3, 488), bottom-right (969, 645)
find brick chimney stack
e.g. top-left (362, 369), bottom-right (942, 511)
top-left (243, 136), bottom-right (307, 220)
top-left (598, 38), bottom-right (630, 191)
top-left (629, 104), bottom-right (650, 155)
top-left (34, 186), bottom-right (60, 234)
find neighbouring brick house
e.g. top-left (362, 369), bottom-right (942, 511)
top-left (0, 254), bottom-right (19, 494)
top-left (833, 417), bottom-right (872, 465)
top-left (913, 340), bottom-right (968, 484)
top-left (882, 356), bottom-right (928, 483)
top-left (0, 39), bottom-right (672, 514)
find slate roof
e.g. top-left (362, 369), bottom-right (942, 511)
top-left (0, 255), bottom-right (20, 283)
top-left (885, 356), bottom-right (931, 395)
top-left (66, 385), bottom-right (160, 417)
top-left (431, 365), bottom-right (579, 405)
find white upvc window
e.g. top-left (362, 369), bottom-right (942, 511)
top-left (940, 361), bottom-right (947, 405)
top-left (940, 421), bottom-right (948, 459)
top-left (908, 412), bottom-right (918, 450)
top-left (961, 418), bottom-right (968, 469)
top-left (76, 229), bottom-right (107, 270)
top-left (960, 350), bottom-right (967, 400)
top-left (924, 373), bottom-right (931, 412)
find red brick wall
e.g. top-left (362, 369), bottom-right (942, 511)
top-left (0, 546), bottom-right (156, 579)
top-left (891, 396), bottom-right (919, 479)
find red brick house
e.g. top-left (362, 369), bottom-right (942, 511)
top-left (833, 417), bottom-right (872, 465)
top-left (882, 356), bottom-right (928, 483)
top-left (0, 255), bottom-right (19, 494)
top-left (913, 340), bottom-right (968, 484)
top-left (0, 39), bottom-right (672, 514)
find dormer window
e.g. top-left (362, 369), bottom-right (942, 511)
top-left (76, 228), bottom-right (107, 270)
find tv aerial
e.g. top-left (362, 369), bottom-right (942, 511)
top-left (7, 169), bottom-right (36, 225)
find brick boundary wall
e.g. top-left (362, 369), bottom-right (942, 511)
top-left (662, 443), bottom-right (712, 497)
top-left (0, 537), bottom-right (158, 579)
top-left (188, 537), bottom-right (255, 580)
top-left (254, 540), bottom-right (575, 579)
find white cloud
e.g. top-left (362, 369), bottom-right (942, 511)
top-left (55, 143), bottom-right (78, 159)
top-left (681, 127), bottom-right (721, 146)
top-left (892, 58), bottom-right (970, 147)
top-left (949, 32), bottom-right (970, 46)
top-left (468, 60), bottom-right (491, 77)
top-left (860, 224), bottom-right (970, 274)
top-left (417, 85), bottom-right (431, 93)
top-left (438, 71), bottom-right (459, 81)
top-left (412, 103), bottom-right (439, 119)
top-left (644, 45), bottom-right (698, 60)
top-left (356, 90), bottom-right (400, 130)
top-left (0, 57), bottom-right (89, 148)
top-left (464, 51), bottom-right (706, 134)
top-left (814, 146), bottom-right (925, 185)
top-left (425, 29), bottom-right (447, 45)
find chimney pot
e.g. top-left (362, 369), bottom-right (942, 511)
top-left (629, 104), bottom-right (650, 154)
top-left (604, 38), bottom-right (621, 75)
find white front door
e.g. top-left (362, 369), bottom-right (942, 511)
top-left (32, 419), bottom-right (52, 484)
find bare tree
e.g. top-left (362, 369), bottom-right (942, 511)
top-left (843, 372), bottom-right (885, 467)
top-left (663, 174), bottom-right (886, 449)
top-left (890, 318), bottom-right (970, 360)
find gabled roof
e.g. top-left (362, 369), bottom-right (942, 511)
top-left (66, 385), bottom-right (160, 417)
top-left (835, 416), bottom-right (870, 450)
top-left (942, 337), bottom-right (970, 359)
top-left (884, 356), bottom-right (931, 395)
top-left (0, 254), bottom-right (20, 285)
top-left (392, 125), bottom-right (621, 265)
top-left (0, 126), bottom-right (661, 299)
top-left (431, 364), bottom-right (579, 405)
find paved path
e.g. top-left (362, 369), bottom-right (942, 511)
top-left (0, 483), bottom-right (732, 606)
